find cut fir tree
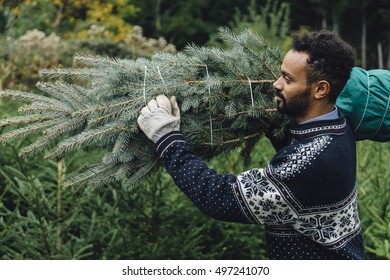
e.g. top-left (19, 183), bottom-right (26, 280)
top-left (0, 28), bottom-right (289, 189)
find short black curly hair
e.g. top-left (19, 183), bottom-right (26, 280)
top-left (292, 30), bottom-right (354, 103)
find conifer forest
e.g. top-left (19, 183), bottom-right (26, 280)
top-left (0, 0), bottom-right (389, 260)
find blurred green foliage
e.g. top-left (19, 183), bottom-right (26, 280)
top-left (356, 141), bottom-right (390, 259)
top-left (0, 138), bottom-right (268, 259)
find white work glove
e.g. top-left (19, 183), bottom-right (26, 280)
top-left (137, 94), bottom-right (180, 143)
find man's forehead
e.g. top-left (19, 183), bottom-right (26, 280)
top-left (281, 49), bottom-right (308, 78)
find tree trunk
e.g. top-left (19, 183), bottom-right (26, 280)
top-left (155, 0), bottom-right (162, 35)
top-left (361, 11), bottom-right (367, 69)
top-left (321, 16), bottom-right (327, 29)
top-left (378, 42), bottom-right (383, 69)
top-left (387, 34), bottom-right (390, 69)
top-left (54, 0), bottom-right (68, 32)
top-left (332, 7), bottom-right (339, 33)
top-left (56, 158), bottom-right (63, 256)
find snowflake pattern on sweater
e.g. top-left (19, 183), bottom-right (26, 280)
top-left (235, 167), bottom-right (360, 250)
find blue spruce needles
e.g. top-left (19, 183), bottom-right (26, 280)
top-left (0, 28), bottom-right (290, 189)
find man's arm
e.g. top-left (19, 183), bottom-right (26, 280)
top-left (155, 131), bottom-right (256, 224)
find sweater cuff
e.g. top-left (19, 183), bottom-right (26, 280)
top-left (155, 131), bottom-right (186, 157)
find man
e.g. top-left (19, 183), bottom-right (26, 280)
top-left (137, 31), bottom-right (364, 259)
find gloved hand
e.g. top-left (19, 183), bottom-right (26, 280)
top-left (137, 94), bottom-right (180, 143)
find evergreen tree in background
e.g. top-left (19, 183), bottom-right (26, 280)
top-left (0, 28), bottom-right (290, 189)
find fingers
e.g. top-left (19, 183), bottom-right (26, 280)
top-left (143, 94), bottom-right (177, 114)
top-left (156, 94), bottom-right (171, 112)
top-left (140, 106), bottom-right (151, 116)
top-left (147, 99), bottom-right (158, 111)
top-left (136, 113), bottom-right (144, 126)
top-left (170, 96), bottom-right (180, 117)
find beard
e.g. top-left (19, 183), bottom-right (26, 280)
top-left (275, 86), bottom-right (311, 117)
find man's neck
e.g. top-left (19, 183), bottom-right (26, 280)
top-left (295, 104), bottom-right (337, 124)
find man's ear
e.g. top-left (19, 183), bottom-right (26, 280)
top-left (313, 80), bottom-right (330, 100)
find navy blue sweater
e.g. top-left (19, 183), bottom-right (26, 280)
top-left (155, 114), bottom-right (364, 259)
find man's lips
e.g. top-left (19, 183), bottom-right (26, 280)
top-left (275, 91), bottom-right (284, 103)
top-left (275, 95), bottom-right (283, 104)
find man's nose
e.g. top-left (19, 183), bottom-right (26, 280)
top-left (273, 76), bottom-right (283, 90)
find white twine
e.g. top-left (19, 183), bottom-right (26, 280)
top-left (373, 89), bottom-right (390, 137)
top-left (353, 69), bottom-right (390, 139)
top-left (205, 65), bottom-right (213, 147)
top-left (157, 66), bottom-right (166, 86)
top-left (354, 70), bottom-right (370, 134)
top-left (247, 76), bottom-right (254, 107)
top-left (143, 65), bottom-right (148, 105)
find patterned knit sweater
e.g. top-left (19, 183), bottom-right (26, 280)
top-left (155, 113), bottom-right (364, 259)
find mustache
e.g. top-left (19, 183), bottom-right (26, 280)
top-left (275, 90), bottom-right (285, 100)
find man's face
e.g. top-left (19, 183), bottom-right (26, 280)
top-left (273, 49), bottom-right (312, 119)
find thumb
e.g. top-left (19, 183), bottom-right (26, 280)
top-left (170, 96), bottom-right (180, 117)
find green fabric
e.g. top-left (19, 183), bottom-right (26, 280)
top-left (336, 67), bottom-right (390, 142)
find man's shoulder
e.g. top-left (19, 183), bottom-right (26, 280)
top-left (270, 117), bottom-right (355, 169)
